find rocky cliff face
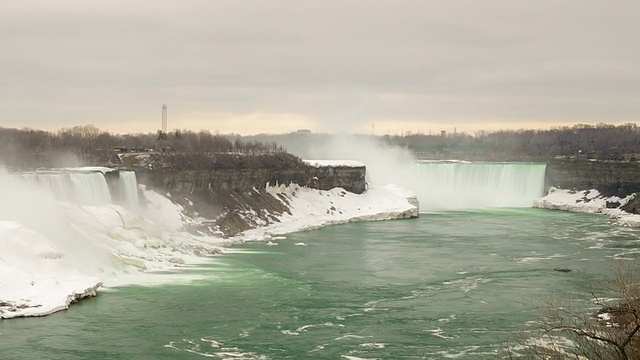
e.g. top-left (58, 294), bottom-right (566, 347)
top-left (136, 165), bottom-right (366, 195)
top-left (134, 163), bottom-right (368, 236)
top-left (546, 160), bottom-right (640, 197)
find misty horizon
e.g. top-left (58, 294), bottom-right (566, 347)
top-left (4, 120), bottom-right (639, 138)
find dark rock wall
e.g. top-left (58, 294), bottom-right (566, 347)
top-left (133, 165), bottom-right (367, 237)
top-left (135, 165), bottom-right (366, 195)
top-left (546, 161), bottom-right (640, 197)
top-left (309, 166), bottom-right (366, 195)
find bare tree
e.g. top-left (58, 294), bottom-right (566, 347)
top-left (507, 262), bottom-right (640, 359)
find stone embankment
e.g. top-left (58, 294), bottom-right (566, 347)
top-left (545, 160), bottom-right (640, 197)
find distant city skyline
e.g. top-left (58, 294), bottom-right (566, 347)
top-left (1, 1), bottom-right (638, 135)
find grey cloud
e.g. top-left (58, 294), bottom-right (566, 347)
top-left (1, 0), bottom-right (639, 132)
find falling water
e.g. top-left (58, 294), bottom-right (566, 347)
top-left (415, 161), bottom-right (547, 210)
top-left (117, 171), bottom-right (140, 211)
top-left (68, 172), bottom-right (112, 205)
top-left (17, 169), bottom-right (139, 209)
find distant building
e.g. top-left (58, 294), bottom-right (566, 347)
top-left (575, 149), bottom-right (596, 160)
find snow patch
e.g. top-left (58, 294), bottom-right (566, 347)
top-left (303, 160), bottom-right (365, 168)
top-left (239, 184), bottom-right (418, 241)
top-left (533, 187), bottom-right (640, 226)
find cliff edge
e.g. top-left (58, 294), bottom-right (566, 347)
top-left (131, 155), bottom-right (417, 237)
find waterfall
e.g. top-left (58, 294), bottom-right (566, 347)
top-left (19, 173), bottom-right (74, 200)
top-left (68, 172), bottom-right (112, 205)
top-left (415, 162), bottom-right (546, 210)
top-left (16, 169), bottom-right (139, 209)
top-left (118, 171), bottom-right (140, 211)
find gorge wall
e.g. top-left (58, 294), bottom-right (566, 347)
top-left (135, 163), bottom-right (366, 195)
top-left (134, 162), bottom-right (367, 236)
top-left (545, 160), bottom-right (640, 197)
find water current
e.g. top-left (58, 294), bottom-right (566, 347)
top-left (2, 208), bottom-right (639, 359)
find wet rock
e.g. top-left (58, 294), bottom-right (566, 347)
top-left (606, 200), bottom-right (621, 208)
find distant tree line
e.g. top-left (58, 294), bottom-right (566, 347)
top-left (382, 123), bottom-right (640, 161)
top-left (156, 152), bottom-right (304, 171)
top-left (2, 122), bottom-right (640, 168)
top-left (227, 122), bottom-right (640, 162)
top-left (0, 125), bottom-right (288, 169)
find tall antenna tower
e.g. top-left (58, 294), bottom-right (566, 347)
top-left (162, 104), bottom-right (167, 133)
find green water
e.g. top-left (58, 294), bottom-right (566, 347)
top-left (2, 209), bottom-right (640, 359)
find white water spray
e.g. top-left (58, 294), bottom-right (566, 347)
top-left (277, 134), bottom-right (546, 211)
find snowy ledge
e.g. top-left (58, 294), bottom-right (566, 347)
top-left (36, 166), bottom-right (116, 174)
top-left (303, 160), bottom-right (365, 168)
top-left (238, 184), bottom-right (419, 241)
top-left (533, 187), bottom-right (640, 226)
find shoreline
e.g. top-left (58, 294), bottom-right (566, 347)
top-left (0, 182), bottom-right (419, 320)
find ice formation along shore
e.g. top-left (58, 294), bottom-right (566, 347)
top-left (0, 167), bottom-right (418, 319)
top-left (534, 187), bottom-right (640, 226)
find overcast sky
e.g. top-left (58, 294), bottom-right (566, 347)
top-left (1, 0), bottom-right (639, 135)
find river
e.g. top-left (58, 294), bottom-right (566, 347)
top-left (2, 208), bottom-right (638, 359)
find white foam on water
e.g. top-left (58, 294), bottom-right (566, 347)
top-left (165, 338), bottom-right (269, 360)
top-left (282, 322), bottom-right (346, 336)
top-left (359, 343), bottom-right (386, 349)
top-left (280, 330), bottom-right (300, 336)
top-left (516, 253), bottom-right (568, 264)
top-left (334, 334), bottom-right (368, 341)
top-left (435, 346), bottom-right (486, 359)
top-left (426, 327), bottom-right (455, 340)
top-left (442, 277), bottom-right (492, 293)
top-left (438, 314), bottom-right (457, 323)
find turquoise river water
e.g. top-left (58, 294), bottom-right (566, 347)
top-left (2, 208), bottom-right (640, 359)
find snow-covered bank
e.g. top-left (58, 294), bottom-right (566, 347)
top-left (533, 187), bottom-right (640, 226)
top-left (0, 221), bottom-right (102, 319)
top-left (0, 191), bottom-right (226, 319)
top-left (0, 169), bottom-right (418, 319)
top-left (240, 184), bottom-right (419, 241)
